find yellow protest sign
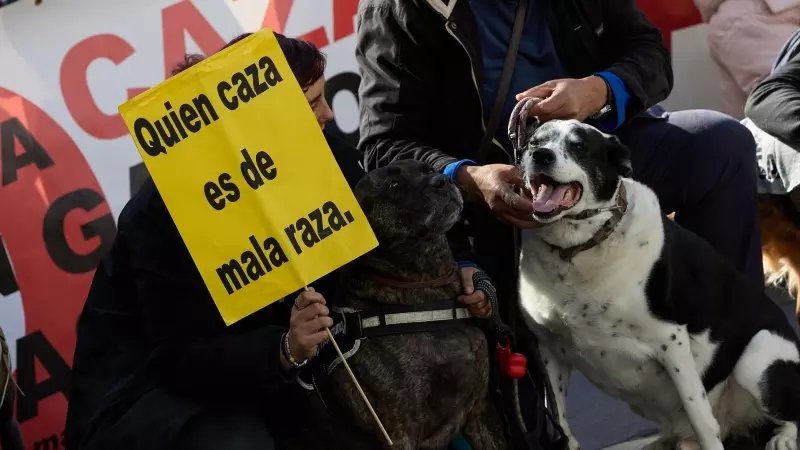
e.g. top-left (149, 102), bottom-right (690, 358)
top-left (118, 29), bottom-right (378, 325)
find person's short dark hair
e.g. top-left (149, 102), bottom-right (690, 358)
top-left (171, 53), bottom-right (206, 76)
top-left (172, 32), bottom-right (327, 90)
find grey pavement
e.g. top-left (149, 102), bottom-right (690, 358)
top-left (557, 287), bottom-right (799, 450)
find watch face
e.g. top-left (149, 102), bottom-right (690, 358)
top-left (592, 105), bottom-right (613, 119)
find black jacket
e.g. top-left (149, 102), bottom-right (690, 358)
top-left (745, 29), bottom-right (800, 150)
top-left (356, 0), bottom-right (673, 169)
top-left (64, 131), bottom-right (369, 450)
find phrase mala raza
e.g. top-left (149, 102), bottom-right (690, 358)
top-left (216, 200), bottom-right (355, 295)
top-left (132, 54), bottom-right (284, 157)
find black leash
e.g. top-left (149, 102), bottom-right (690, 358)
top-left (477, 0), bottom-right (529, 162)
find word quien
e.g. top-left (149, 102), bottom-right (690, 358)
top-left (133, 55), bottom-right (284, 157)
top-left (216, 200), bottom-right (355, 295)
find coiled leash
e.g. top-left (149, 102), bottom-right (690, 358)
top-left (508, 96), bottom-right (543, 166)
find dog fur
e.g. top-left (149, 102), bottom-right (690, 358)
top-left (294, 160), bottom-right (505, 450)
top-left (758, 192), bottom-right (800, 327)
top-left (517, 119), bottom-right (800, 450)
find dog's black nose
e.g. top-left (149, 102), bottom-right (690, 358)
top-left (530, 148), bottom-right (556, 166)
top-left (429, 174), bottom-right (449, 189)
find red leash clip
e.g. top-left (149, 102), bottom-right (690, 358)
top-left (496, 338), bottom-right (527, 379)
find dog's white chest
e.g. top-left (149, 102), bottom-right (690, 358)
top-left (518, 214), bottom-right (695, 420)
top-left (520, 282), bottom-right (694, 425)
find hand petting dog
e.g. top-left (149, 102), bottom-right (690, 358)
top-left (456, 164), bottom-right (541, 229)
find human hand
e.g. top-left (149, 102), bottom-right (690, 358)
top-left (458, 266), bottom-right (492, 318)
top-left (456, 164), bottom-right (542, 229)
top-left (282, 287), bottom-right (333, 370)
top-left (515, 76), bottom-right (608, 123)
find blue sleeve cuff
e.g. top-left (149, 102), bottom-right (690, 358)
top-left (592, 71), bottom-right (631, 132)
top-left (457, 261), bottom-right (478, 269)
top-left (443, 159), bottom-right (477, 182)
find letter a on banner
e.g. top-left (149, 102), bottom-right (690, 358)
top-left (118, 29), bottom-right (378, 325)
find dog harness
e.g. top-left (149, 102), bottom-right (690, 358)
top-left (298, 267), bottom-right (502, 390)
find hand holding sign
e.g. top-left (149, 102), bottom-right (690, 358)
top-left (285, 288), bottom-right (333, 365)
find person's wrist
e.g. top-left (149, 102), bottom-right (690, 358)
top-left (279, 349), bottom-right (293, 372)
top-left (281, 332), bottom-right (308, 370)
top-left (582, 75), bottom-right (609, 117)
top-left (456, 165), bottom-right (479, 197)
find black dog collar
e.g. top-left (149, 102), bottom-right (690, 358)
top-left (543, 182), bottom-right (629, 261)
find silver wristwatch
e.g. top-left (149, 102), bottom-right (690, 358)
top-left (590, 103), bottom-right (613, 120)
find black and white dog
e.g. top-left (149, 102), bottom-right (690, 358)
top-left (516, 117), bottom-right (800, 450)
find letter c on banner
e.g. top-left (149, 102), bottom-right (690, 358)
top-left (60, 34), bottom-right (135, 140)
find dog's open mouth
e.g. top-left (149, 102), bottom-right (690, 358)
top-left (530, 174), bottom-right (582, 216)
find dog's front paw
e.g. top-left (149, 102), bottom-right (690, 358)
top-left (563, 432), bottom-right (581, 450)
top-left (767, 425), bottom-right (798, 450)
top-left (675, 439), bottom-right (702, 450)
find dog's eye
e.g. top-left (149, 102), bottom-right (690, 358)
top-left (574, 143), bottom-right (586, 152)
top-left (388, 180), bottom-right (400, 189)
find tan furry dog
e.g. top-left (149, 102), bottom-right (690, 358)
top-left (758, 192), bottom-right (800, 327)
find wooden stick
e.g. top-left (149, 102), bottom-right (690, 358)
top-left (304, 287), bottom-right (393, 446)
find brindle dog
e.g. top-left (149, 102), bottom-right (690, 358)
top-left (292, 160), bottom-right (505, 450)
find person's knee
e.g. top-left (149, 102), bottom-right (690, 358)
top-left (687, 110), bottom-right (757, 179)
top-left (178, 410), bottom-right (276, 450)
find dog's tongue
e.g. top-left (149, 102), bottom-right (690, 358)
top-left (533, 184), bottom-right (570, 213)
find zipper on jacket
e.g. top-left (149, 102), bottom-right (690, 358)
top-left (444, 21), bottom-right (511, 161)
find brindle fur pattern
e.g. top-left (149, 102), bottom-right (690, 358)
top-left (294, 160), bottom-right (505, 450)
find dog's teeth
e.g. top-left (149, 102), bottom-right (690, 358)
top-left (564, 189), bottom-right (573, 203)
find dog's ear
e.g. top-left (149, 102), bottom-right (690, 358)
top-left (525, 121), bottom-right (541, 141)
top-left (607, 135), bottom-right (633, 178)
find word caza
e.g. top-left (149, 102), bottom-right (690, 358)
top-left (133, 55), bottom-right (283, 157)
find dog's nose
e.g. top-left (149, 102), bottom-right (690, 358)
top-left (530, 148), bottom-right (556, 166)
top-left (429, 174), bottom-right (449, 189)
